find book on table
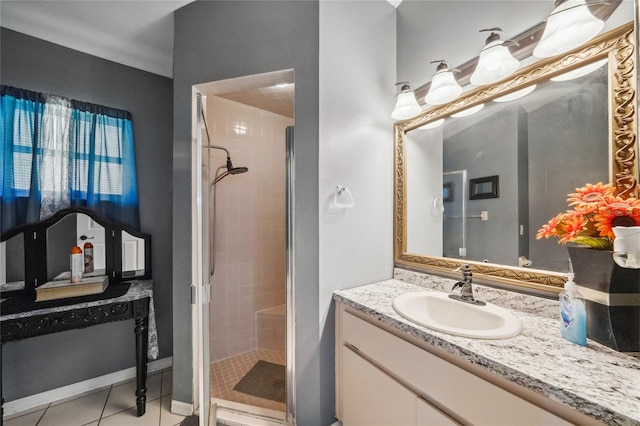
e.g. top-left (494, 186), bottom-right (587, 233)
top-left (35, 275), bottom-right (109, 302)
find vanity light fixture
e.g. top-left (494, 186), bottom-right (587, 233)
top-left (424, 61), bottom-right (462, 105)
top-left (451, 103), bottom-right (485, 118)
top-left (392, 81), bottom-right (422, 120)
top-left (550, 58), bottom-right (607, 81)
top-left (418, 119), bottom-right (445, 130)
top-left (493, 85), bottom-right (537, 102)
top-left (470, 28), bottom-right (520, 86)
top-left (533, 0), bottom-right (605, 58)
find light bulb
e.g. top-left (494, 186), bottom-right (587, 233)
top-left (451, 104), bottom-right (484, 118)
top-left (418, 119), bottom-right (445, 130)
top-left (425, 68), bottom-right (462, 105)
top-left (551, 58), bottom-right (607, 81)
top-left (471, 40), bottom-right (520, 86)
top-left (533, 0), bottom-right (604, 58)
top-left (392, 83), bottom-right (421, 120)
top-left (493, 85), bottom-right (536, 102)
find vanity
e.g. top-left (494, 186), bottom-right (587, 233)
top-left (333, 10), bottom-right (640, 426)
top-left (334, 270), bottom-right (640, 426)
top-left (0, 207), bottom-right (154, 418)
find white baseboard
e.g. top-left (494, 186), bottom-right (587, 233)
top-left (171, 399), bottom-right (194, 416)
top-left (3, 356), bottom-right (172, 418)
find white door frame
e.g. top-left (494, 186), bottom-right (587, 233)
top-left (192, 88), bottom-right (211, 426)
top-left (192, 71), bottom-right (296, 425)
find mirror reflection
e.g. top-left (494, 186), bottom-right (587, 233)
top-left (406, 60), bottom-right (608, 273)
top-left (122, 230), bottom-right (145, 278)
top-left (46, 213), bottom-right (107, 280)
top-left (1, 233), bottom-right (25, 287)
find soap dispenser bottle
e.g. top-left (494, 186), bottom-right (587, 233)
top-left (559, 273), bottom-right (587, 346)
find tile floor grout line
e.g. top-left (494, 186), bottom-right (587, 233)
top-left (96, 384), bottom-right (113, 425)
top-left (33, 402), bottom-right (49, 426)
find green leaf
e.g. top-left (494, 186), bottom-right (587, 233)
top-left (571, 236), bottom-right (613, 250)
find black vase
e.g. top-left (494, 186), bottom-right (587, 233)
top-left (567, 246), bottom-right (640, 352)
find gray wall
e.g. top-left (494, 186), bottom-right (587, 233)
top-left (1, 28), bottom-right (173, 400)
top-left (6, 234), bottom-right (25, 282)
top-left (444, 109), bottom-right (520, 265)
top-left (528, 83), bottom-right (609, 271)
top-left (172, 1), bottom-right (320, 423)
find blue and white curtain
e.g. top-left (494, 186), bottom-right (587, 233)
top-left (1, 85), bottom-right (140, 234)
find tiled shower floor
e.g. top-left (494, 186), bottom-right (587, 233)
top-left (211, 349), bottom-right (286, 413)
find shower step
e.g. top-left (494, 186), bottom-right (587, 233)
top-left (256, 304), bottom-right (286, 352)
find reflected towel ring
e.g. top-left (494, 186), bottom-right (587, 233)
top-left (334, 185), bottom-right (355, 208)
top-left (432, 196), bottom-right (444, 213)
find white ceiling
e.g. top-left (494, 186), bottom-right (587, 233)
top-left (198, 70), bottom-right (295, 119)
top-left (0, 1), bottom-right (398, 117)
top-left (0, 0), bottom-right (303, 116)
top-left (0, 0), bottom-right (194, 78)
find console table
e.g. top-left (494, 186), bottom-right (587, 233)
top-left (1, 280), bottom-right (155, 420)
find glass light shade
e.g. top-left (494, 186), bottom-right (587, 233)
top-left (425, 71), bottom-right (462, 105)
top-left (551, 58), bottom-right (607, 81)
top-left (451, 104), bottom-right (485, 118)
top-left (470, 41), bottom-right (520, 85)
top-left (493, 85), bottom-right (536, 102)
top-left (419, 119), bottom-right (445, 130)
top-left (533, 0), bottom-right (604, 58)
top-left (392, 90), bottom-right (422, 120)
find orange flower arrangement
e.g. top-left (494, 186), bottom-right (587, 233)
top-left (536, 182), bottom-right (640, 250)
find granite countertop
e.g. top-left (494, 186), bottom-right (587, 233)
top-left (334, 273), bottom-right (640, 426)
top-left (1, 279), bottom-right (158, 359)
top-left (1, 279), bottom-right (153, 321)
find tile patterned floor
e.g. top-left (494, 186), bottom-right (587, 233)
top-left (6, 351), bottom-right (288, 426)
top-left (211, 349), bottom-right (286, 413)
top-left (4, 368), bottom-right (184, 426)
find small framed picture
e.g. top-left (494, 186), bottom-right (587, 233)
top-left (443, 182), bottom-right (454, 202)
top-left (469, 175), bottom-right (499, 200)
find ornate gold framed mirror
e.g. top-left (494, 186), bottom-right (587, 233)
top-left (394, 22), bottom-right (637, 292)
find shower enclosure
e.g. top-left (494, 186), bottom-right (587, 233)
top-left (193, 70), bottom-right (295, 425)
top-left (442, 170), bottom-right (467, 259)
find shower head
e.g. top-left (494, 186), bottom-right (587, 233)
top-left (224, 156), bottom-right (248, 175)
top-left (200, 103), bottom-right (248, 182)
top-left (229, 167), bottom-right (249, 175)
top-left (211, 166), bottom-right (249, 186)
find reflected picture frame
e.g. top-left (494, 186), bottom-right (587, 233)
top-left (443, 182), bottom-right (455, 202)
top-left (469, 175), bottom-right (499, 200)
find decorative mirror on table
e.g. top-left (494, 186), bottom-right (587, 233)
top-left (394, 22), bottom-right (637, 292)
top-left (0, 233), bottom-right (25, 295)
top-left (116, 227), bottom-right (151, 280)
top-left (45, 212), bottom-right (108, 281)
top-left (0, 207), bottom-right (151, 299)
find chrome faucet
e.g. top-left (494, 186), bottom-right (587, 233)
top-left (449, 264), bottom-right (485, 306)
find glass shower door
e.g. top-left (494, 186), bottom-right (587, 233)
top-left (442, 170), bottom-right (467, 259)
top-left (195, 91), bottom-right (212, 426)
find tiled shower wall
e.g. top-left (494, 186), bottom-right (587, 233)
top-left (207, 96), bottom-right (292, 362)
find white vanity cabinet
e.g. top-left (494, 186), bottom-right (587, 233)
top-left (335, 303), bottom-right (600, 426)
top-left (342, 347), bottom-right (422, 425)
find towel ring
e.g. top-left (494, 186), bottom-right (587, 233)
top-left (334, 185), bottom-right (355, 208)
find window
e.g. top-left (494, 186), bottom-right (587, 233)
top-left (1, 85), bottom-right (139, 233)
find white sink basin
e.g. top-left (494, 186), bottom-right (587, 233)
top-left (392, 291), bottom-right (522, 339)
